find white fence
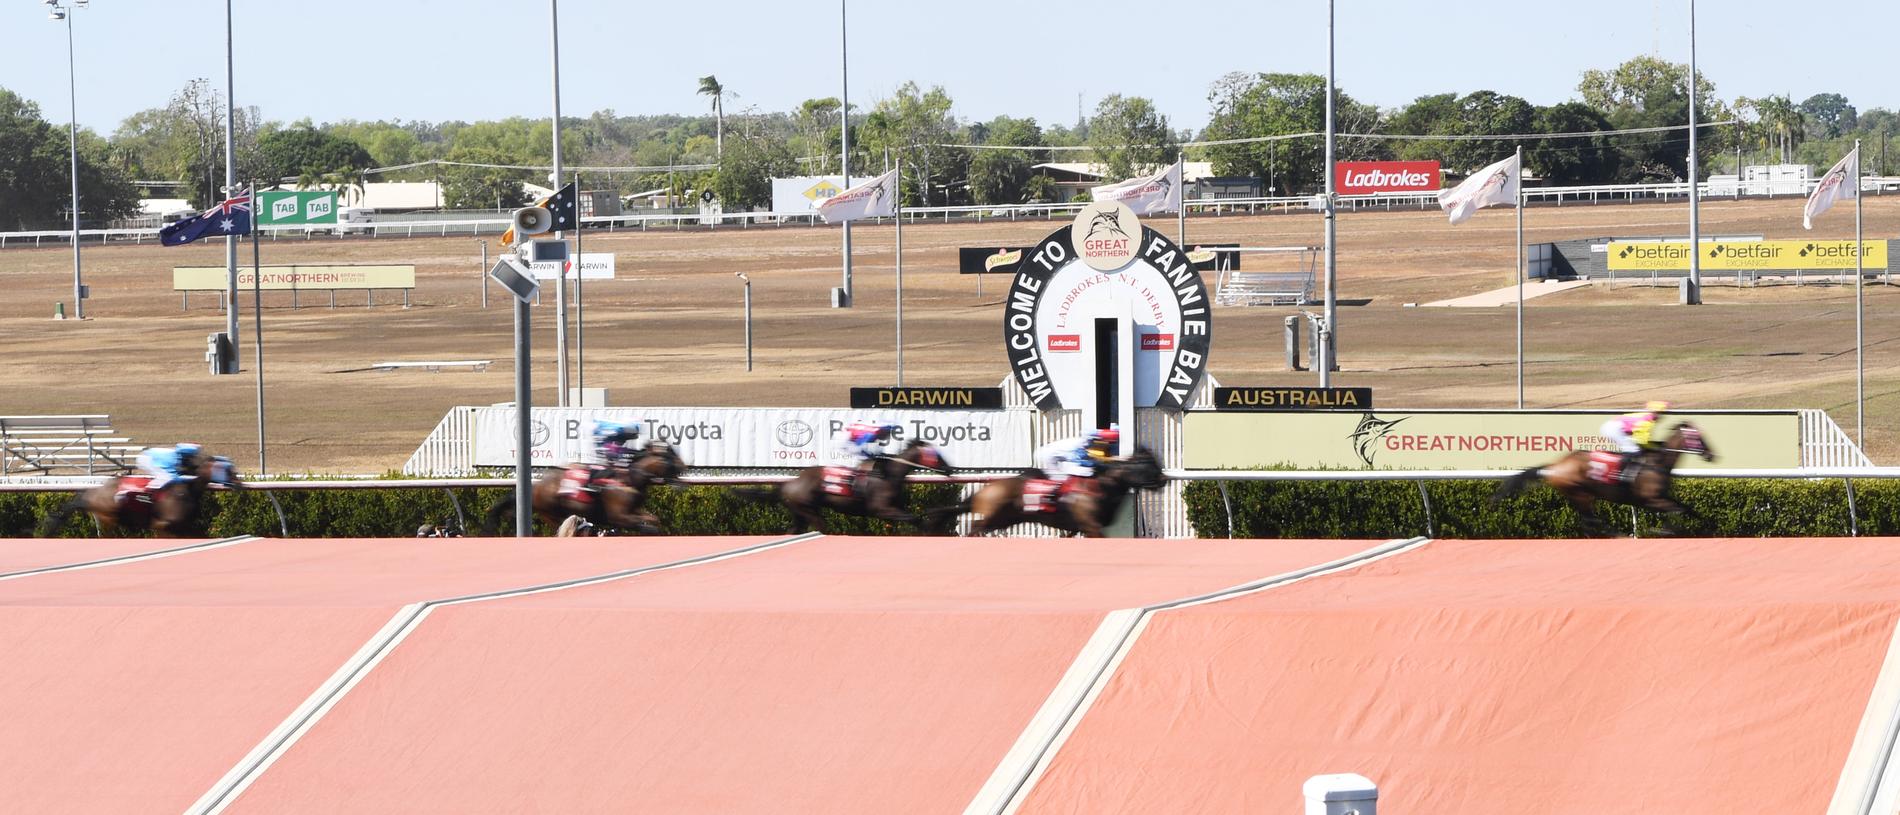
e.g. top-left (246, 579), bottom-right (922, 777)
top-left (9, 178), bottom-right (1896, 248)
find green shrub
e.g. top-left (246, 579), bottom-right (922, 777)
top-left (0, 482), bottom-right (964, 538)
top-left (1184, 477), bottom-right (1878, 538)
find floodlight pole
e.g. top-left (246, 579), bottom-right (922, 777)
top-left (549, 0), bottom-right (569, 404)
top-left (837, 0), bottom-right (854, 308)
top-left (1320, 0), bottom-right (1338, 385)
top-left (223, 0), bottom-right (240, 371)
top-left (54, 1), bottom-right (85, 320)
top-left (1685, 0), bottom-right (1702, 304)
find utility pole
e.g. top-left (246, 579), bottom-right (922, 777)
top-left (222, 0), bottom-right (240, 370)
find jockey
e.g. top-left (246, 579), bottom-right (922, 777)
top-left (591, 420), bottom-right (645, 468)
top-left (1600, 401), bottom-right (1670, 480)
top-left (135, 443), bottom-right (203, 491)
top-left (1034, 426), bottom-right (1120, 484)
top-left (836, 421), bottom-right (900, 468)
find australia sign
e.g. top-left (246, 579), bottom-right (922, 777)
top-left (1002, 201), bottom-right (1213, 411)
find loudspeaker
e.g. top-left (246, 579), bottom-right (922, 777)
top-left (511, 206), bottom-right (553, 236)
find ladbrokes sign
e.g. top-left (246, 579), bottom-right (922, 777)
top-left (1334, 161), bottom-right (1441, 195)
top-left (1183, 410), bottom-right (1798, 470)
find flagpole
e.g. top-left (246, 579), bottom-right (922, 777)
top-left (1856, 140), bottom-right (1864, 445)
top-left (573, 171), bottom-right (584, 395)
top-left (895, 158), bottom-right (905, 386)
top-left (250, 181), bottom-right (267, 476)
top-left (1515, 147), bottom-right (1526, 409)
top-left (222, 0), bottom-right (240, 373)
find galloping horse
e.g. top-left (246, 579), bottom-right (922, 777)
top-left (1493, 422), bottom-right (1716, 536)
top-left (928, 447), bottom-right (1165, 538)
top-left (483, 442), bottom-right (687, 536)
top-left (742, 438), bottom-right (948, 534)
top-left (39, 455), bottom-right (242, 538)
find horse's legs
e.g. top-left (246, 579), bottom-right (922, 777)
top-left (1565, 491), bottom-right (1611, 538)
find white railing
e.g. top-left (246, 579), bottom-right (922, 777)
top-left (10, 177), bottom-right (1894, 248)
top-left (1802, 408), bottom-right (1874, 467)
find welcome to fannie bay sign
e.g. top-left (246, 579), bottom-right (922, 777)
top-left (1002, 201), bottom-right (1213, 411)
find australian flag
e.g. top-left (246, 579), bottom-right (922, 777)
top-left (160, 189), bottom-right (252, 246)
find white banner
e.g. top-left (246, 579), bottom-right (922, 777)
top-left (1090, 159), bottom-right (1183, 215)
top-left (817, 169), bottom-right (898, 223)
top-left (771, 176), bottom-right (848, 214)
top-left (528, 252), bottom-right (615, 280)
top-left (470, 407), bottom-right (1032, 469)
top-left (1438, 152), bottom-right (1520, 225)
top-left (1804, 147), bottom-right (1859, 230)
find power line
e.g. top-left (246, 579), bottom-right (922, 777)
top-left (928, 120), bottom-right (1738, 152)
top-left (360, 158), bottom-right (717, 176)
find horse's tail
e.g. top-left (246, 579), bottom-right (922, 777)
top-left (38, 495), bottom-right (87, 538)
top-left (482, 493), bottom-right (515, 536)
top-left (1492, 466), bottom-right (1544, 503)
top-left (923, 497), bottom-right (972, 535)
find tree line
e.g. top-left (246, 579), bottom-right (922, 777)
top-left (1, 55), bottom-right (1895, 230)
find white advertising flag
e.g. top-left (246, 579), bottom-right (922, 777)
top-left (1804, 147), bottom-right (1859, 230)
top-left (1437, 153), bottom-right (1521, 225)
top-left (1090, 158), bottom-right (1184, 215)
top-left (815, 168), bottom-right (898, 223)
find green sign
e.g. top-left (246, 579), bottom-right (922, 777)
top-left (258, 190), bottom-right (339, 225)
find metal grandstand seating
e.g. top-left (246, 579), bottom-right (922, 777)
top-left (0, 415), bottom-right (141, 476)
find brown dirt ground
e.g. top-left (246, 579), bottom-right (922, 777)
top-left (2, 196), bottom-right (1897, 472)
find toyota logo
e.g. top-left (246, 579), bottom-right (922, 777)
top-left (775, 420), bottom-right (814, 447)
top-left (532, 421), bottom-right (552, 446)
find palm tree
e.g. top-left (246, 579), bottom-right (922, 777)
top-left (698, 75), bottom-right (725, 160)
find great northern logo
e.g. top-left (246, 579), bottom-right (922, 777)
top-left (1071, 200), bottom-right (1140, 271)
top-left (1348, 413), bottom-right (1408, 467)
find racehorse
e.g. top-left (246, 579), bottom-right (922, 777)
top-left (1493, 422), bottom-right (1716, 536)
top-left (482, 442), bottom-right (687, 536)
top-left (928, 447), bottom-right (1165, 538)
top-left (39, 455), bottom-right (242, 538)
top-left (741, 438), bottom-right (948, 534)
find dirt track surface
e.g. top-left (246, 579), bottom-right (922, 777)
top-left (3, 196), bottom-right (1897, 472)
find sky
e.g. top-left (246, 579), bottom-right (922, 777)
top-left (2, 0), bottom-right (1894, 136)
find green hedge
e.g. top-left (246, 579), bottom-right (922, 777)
top-left (11, 477), bottom-right (1882, 539)
top-left (2, 483), bottom-right (964, 538)
top-left (1183, 477), bottom-right (1878, 538)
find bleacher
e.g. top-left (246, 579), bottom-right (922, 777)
top-left (0, 415), bottom-right (141, 477)
top-left (1212, 246), bottom-right (1320, 306)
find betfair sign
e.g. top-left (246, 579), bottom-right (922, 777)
top-left (1607, 239), bottom-right (1887, 271)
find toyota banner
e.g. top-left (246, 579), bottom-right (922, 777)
top-left (471, 407), bottom-right (1032, 469)
top-left (1334, 161), bottom-right (1441, 195)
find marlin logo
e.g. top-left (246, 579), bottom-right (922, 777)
top-left (1347, 413), bottom-right (1408, 467)
top-left (1087, 209), bottom-right (1129, 242)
